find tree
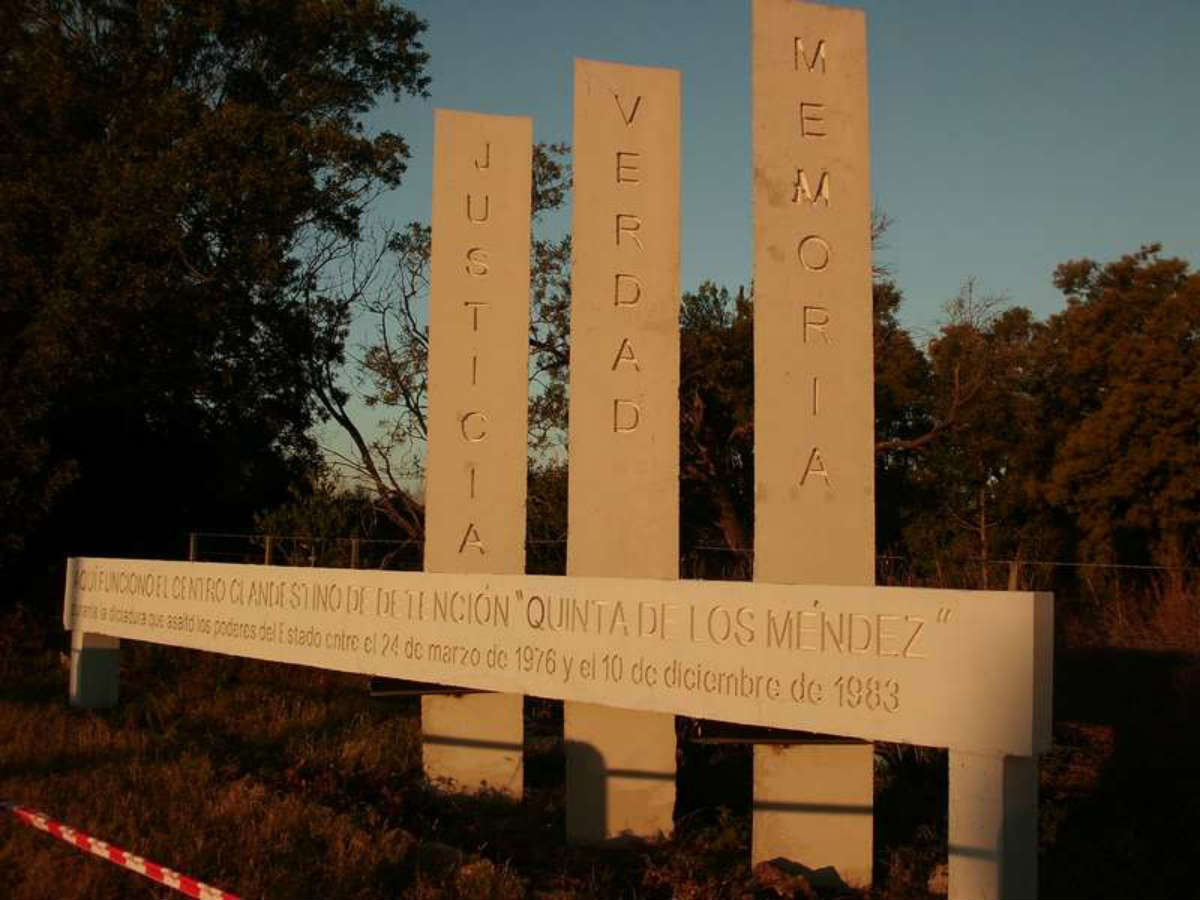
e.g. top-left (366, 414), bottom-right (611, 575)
top-left (315, 144), bottom-right (573, 538)
top-left (1039, 245), bottom-right (1200, 570)
top-left (679, 281), bottom-right (754, 576)
top-left (897, 284), bottom-right (1054, 587)
top-left (0, 1), bottom-right (430, 570)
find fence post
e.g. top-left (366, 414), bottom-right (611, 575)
top-left (350, 538), bottom-right (360, 570)
top-left (188, 532), bottom-right (198, 562)
top-left (264, 535), bottom-right (273, 566)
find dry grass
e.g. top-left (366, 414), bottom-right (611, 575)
top-left (1, 591), bottom-right (1198, 899)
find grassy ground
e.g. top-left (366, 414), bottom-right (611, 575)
top-left (1, 600), bottom-right (1198, 899)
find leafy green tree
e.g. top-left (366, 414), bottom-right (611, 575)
top-left (253, 465), bottom-right (385, 567)
top-left (1039, 245), bottom-right (1200, 570)
top-left (872, 279), bottom-right (934, 557)
top-left (0, 1), bottom-right (430, 569)
top-left (897, 285), bottom-right (1055, 587)
top-left (679, 281), bottom-right (753, 576)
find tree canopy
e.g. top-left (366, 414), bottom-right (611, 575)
top-left (0, 0), bottom-right (429, 569)
top-left (1042, 245), bottom-right (1200, 568)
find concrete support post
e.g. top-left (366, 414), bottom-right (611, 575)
top-left (752, 742), bottom-right (875, 888)
top-left (69, 629), bottom-right (120, 708)
top-left (949, 752), bottom-right (1039, 900)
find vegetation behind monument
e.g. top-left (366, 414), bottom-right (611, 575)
top-left (0, 0), bottom-right (430, 575)
top-left (1, 1), bottom-right (1195, 633)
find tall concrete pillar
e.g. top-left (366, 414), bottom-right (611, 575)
top-left (752, 0), bottom-right (875, 887)
top-left (422, 109), bottom-right (533, 796)
top-left (564, 58), bottom-right (681, 841)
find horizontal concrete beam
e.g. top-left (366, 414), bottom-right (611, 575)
top-left (64, 558), bottom-right (1052, 756)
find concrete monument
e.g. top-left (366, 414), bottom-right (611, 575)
top-left (564, 58), bottom-right (682, 841)
top-left (422, 109), bottom-right (533, 795)
top-left (63, 5), bottom-right (1054, 897)
top-left (752, 0), bottom-right (875, 885)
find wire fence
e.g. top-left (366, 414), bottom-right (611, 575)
top-left (187, 531), bottom-right (1197, 592)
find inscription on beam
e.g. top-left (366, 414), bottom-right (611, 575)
top-left (63, 558), bottom-right (1053, 759)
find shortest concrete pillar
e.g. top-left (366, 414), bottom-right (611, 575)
top-left (69, 630), bottom-right (119, 708)
top-left (422, 693), bottom-right (523, 796)
top-left (565, 703), bottom-right (676, 843)
top-left (948, 751), bottom-right (1038, 900)
top-left (752, 742), bottom-right (874, 890)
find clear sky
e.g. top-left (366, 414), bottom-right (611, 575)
top-left (363, 0), bottom-right (1200, 335)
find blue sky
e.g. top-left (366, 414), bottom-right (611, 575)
top-left (361, 0), bottom-right (1200, 336)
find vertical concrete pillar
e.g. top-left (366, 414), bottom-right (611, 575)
top-left (752, 0), bottom-right (875, 887)
top-left (422, 109), bottom-right (533, 796)
top-left (564, 58), bottom-right (681, 841)
top-left (69, 629), bottom-right (120, 708)
top-left (948, 752), bottom-right (1039, 900)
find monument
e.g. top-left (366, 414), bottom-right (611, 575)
top-left (421, 109), bottom-right (533, 796)
top-left (565, 57), bottom-right (681, 843)
top-left (61, 3), bottom-right (1052, 898)
top-left (752, 0), bottom-right (875, 883)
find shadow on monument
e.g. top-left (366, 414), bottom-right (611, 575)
top-left (564, 738), bottom-right (678, 844)
top-left (564, 740), bottom-right (607, 843)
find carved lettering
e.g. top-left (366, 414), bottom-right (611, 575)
top-left (465, 247), bottom-right (489, 276)
top-left (798, 234), bottom-right (831, 271)
top-left (611, 337), bottom-right (641, 372)
top-left (614, 93), bottom-right (643, 126)
top-left (793, 169), bottom-right (831, 206)
top-left (471, 355), bottom-right (478, 386)
top-left (811, 376), bottom-right (820, 415)
top-left (799, 447), bottom-right (831, 486)
top-left (849, 614), bottom-right (872, 654)
top-left (460, 411), bottom-right (488, 443)
top-left (803, 306), bottom-right (831, 343)
top-left (468, 466), bottom-right (476, 500)
top-left (463, 301), bottom-right (490, 331)
top-left (613, 399), bottom-right (641, 433)
top-left (794, 37), bottom-right (828, 73)
top-left (903, 616), bottom-right (928, 659)
top-left (799, 101), bottom-right (826, 138)
top-left (616, 214), bottom-right (643, 250)
top-left (466, 193), bottom-right (489, 223)
top-left (458, 522), bottom-right (486, 555)
top-left (474, 141), bottom-right (490, 170)
top-left (877, 614), bottom-right (901, 657)
top-left (614, 273), bottom-right (642, 306)
top-left (616, 151), bottom-right (641, 184)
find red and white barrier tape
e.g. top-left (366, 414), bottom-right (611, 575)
top-left (2, 800), bottom-right (240, 900)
